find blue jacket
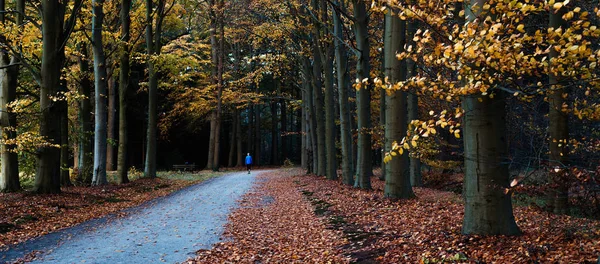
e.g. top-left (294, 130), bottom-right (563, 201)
top-left (245, 155), bottom-right (252, 165)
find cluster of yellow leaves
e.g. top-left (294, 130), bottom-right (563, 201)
top-left (375, 0), bottom-right (600, 116)
top-left (384, 109), bottom-right (462, 163)
top-left (0, 131), bottom-right (59, 153)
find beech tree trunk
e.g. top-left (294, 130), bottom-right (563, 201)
top-left (144, 0), bottom-right (165, 178)
top-left (207, 111), bottom-right (216, 169)
top-left (236, 109), bottom-right (243, 167)
top-left (270, 100), bottom-right (279, 165)
top-left (92, 0), bottom-right (108, 186)
top-left (206, 0), bottom-right (220, 170)
top-left (228, 111), bottom-right (237, 167)
top-left (212, 2), bottom-right (225, 171)
top-left (78, 45), bottom-right (93, 184)
top-left (311, 42), bottom-right (326, 176)
top-left (281, 99), bottom-right (287, 163)
top-left (461, 0), bottom-right (520, 236)
top-left (117, 0), bottom-right (131, 184)
top-left (547, 4), bottom-right (569, 215)
top-left (303, 57), bottom-right (318, 173)
top-left (0, 0), bottom-right (20, 192)
top-left (301, 93), bottom-right (307, 170)
top-left (254, 103), bottom-right (261, 166)
top-left (323, 44), bottom-right (337, 180)
top-left (59, 80), bottom-right (72, 187)
top-left (353, 0), bottom-right (372, 189)
top-left (106, 76), bottom-right (117, 171)
top-left (462, 94), bottom-right (521, 235)
top-left (384, 11), bottom-right (414, 199)
top-left (407, 20), bottom-right (422, 187)
top-left (334, 0), bottom-right (354, 185)
top-left (36, 0), bottom-right (64, 194)
top-left (247, 105), bottom-right (253, 158)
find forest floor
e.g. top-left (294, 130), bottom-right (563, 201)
top-left (0, 169), bottom-right (240, 263)
top-left (191, 168), bottom-right (600, 263)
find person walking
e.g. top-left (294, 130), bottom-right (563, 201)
top-left (245, 153), bottom-right (253, 174)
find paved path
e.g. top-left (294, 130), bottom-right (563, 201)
top-left (1, 170), bottom-right (261, 264)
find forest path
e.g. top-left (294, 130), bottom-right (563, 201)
top-left (2, 170), bottom-right (264, 264)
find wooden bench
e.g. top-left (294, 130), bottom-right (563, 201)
top-left (173, 163), bottom-right (196, 171)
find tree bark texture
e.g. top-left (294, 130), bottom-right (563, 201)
top-left (461, 0), bottom-right (520, 236)
top-left (236, 109), bottom-right (243, 167)
top-left (92, 0), bottom-right (108, 186)
top-left (270, 100), bottom-right (279, 165)
top-left (547, 4), bottom-right (569, 215)
top-left (323, 44), bottom-right (337, 180)
top-left (334, 0), bottom-right (354, 185)
top-left (461, 94), bottom-right (521, 235)
top-left (78, 45), bottom-right (93, 184)
top-left (106, 76), bottom-right (117, 171)
top-left (0, 0), bottom-right (20, 191)
top-left (228, 111), bottom-right (237, 167)
top-left (383, 12), bottom-right (414, 199)
top-left (144, 0), bottom-right (164, 178)
top-left (117, 0), bottom-right (132, 184)
top-left (353, 0), bottom-right (372, 189)
top-left (36, 0), bottom-right (64, 194)
top-left (311, 42), bottom-right (326, 176)
top-left (407, 20), bottom-right (422, 187)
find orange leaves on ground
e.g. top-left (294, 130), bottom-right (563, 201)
top-left (293, 175), bottom-right (600, 263)
top-left (190, 169), bottom-right (349, 263)
top-left (0, 177), bottom-right (198, 249)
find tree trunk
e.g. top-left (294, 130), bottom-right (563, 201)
top-left (77, 45), bottom-right (93, 184)
top-left (303, 57), bottom-right (318, 173)
top-left (117, 0), bottom-right (131, 184)
top-left (0, 0), bottom-right (20, 192)
top-left (334, 0), bottom-right (354, 185)
top-left (312, 44), bottom-right (326, 177)
top-left (206, 112), bottom-right (216, 169)
top-left (304, 84), bottom-right (314, 174)
top-left (379, 17), bottom-right (387, 182)
top-left (228, 111), bottom-right (237, 167)
top-left (301, 90), bottom-right (307, 169)
top-left (211, 2), bottom-right (225, 171)
top-left (461, 94), bottom-right (520, 235)
top-left (461, 0), bottom-right (520, 236)
top-left (247, 105), bottom-right (253, 157)
top-left (323, 45), bottom-right (337, 180)
top-left (254, 103), bottom-right (261, 166)
top-left (206, 0), bottom-right (218, 170)
top-left (353, 0), bottom-right (372, 189)
top-left (407, 20), bottom-right (422, 187)
top-left (384, 11), bottom-right (414, 199)
top-left (144, 0), bottom-right (165, 178)
top-left (236, 109), bottom-right (243, 167)
top-left (92, 0), bottom-right (108, 186)
top-left (59, 79), bottom-right (72, 187)
top-left (547, 3), bottom-right (569, 215)
top-left (270, 100), bottom-right (279, 165)
top-left (281, 100), bottom-right (287, 163)
top-left (408, 93), bottom-right (422, 187)
top-left (36, 0), bottom-right (64, 194)
top-left (106, 76), bottom-right (117, 171)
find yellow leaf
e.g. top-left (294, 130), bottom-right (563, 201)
top-left (517, 24), bottom-right (525, 33)
top-left (553, 3), bottom-right (563, 10)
